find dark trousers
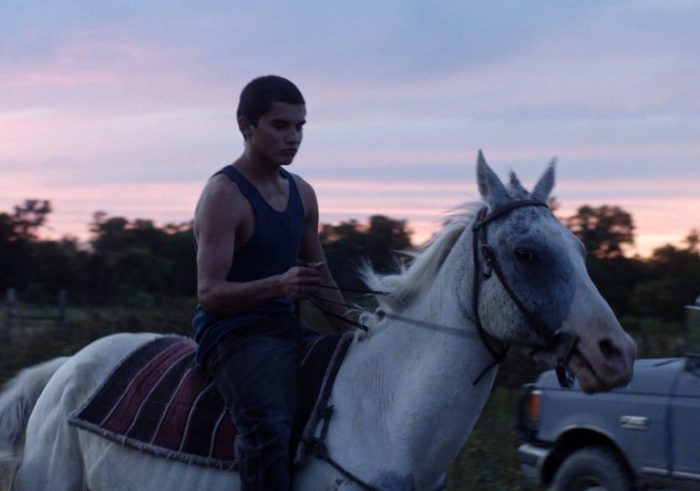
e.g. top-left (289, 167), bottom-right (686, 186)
top-left (205, 316), bottom-right (317, 491)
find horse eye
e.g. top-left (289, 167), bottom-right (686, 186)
top-left (514, 248), bottom-right (537, 262)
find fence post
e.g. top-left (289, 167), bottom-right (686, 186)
top-left (57, 289), bottom-right (67, 328)
top-left (4, 288), bottom-right (18, 343)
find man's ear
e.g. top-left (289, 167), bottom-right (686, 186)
top-left (238, 116), bottom-right (253, 140)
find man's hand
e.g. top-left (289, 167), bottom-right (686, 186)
top-left (278, 263), bottom-right (323, 301)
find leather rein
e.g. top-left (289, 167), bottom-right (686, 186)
top-left (312, 199), bottom-right (579, 386)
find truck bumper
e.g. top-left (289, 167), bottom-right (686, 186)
top-left (517, 443), bottom-right (550, 485)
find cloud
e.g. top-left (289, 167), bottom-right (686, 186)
top-left (1, 1), bottom-right (698, 257)
top-left (1, 106), bottom-right (238, 184)
top-left (0, 178), bottom-right (200, 239)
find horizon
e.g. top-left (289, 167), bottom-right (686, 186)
top-left (16, 181), bottom-right (695, 259)
top-left (2, 1), bottom-right (698, 257)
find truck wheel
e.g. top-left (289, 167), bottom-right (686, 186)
top-left (551, 446), bottom-right (632, 491)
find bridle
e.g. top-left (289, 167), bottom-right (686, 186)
top-left (309, 199), bottom-right (579, 387)
top-left (471, 199), bottom-right (578, 387)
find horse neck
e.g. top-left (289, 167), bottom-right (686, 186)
top-left (343, 230), bottom-right (499, 476)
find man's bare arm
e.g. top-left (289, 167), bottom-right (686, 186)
top-left (294, 176), bottom-right (356, 332)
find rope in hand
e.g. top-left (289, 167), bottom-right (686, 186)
top-left (312, 284), bottom-right (390, 296)
top-left (307, 288), bottom-right (480, 340)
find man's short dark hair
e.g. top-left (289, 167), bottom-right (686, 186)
top-left (237, 75), bottom-right (305, 126)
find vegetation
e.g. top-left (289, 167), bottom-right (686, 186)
top-left (3, 199), bottom-right (698, 322)
top-left (565, 204), bottom-right (635, 259)
top-left (1, 199), bottom-right (699, 488)
top-left (449, 387), bottom-right (538, 490)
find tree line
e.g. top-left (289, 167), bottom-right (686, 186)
top-left (1, 199), bottom-right (698, 323)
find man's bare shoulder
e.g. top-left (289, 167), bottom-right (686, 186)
top-left (205, 173), bottom-right (240, 196)
top-left (194, 173), bottom-right (246, 235)
top-left (288, 172), bottom-right (316, 198)
top-left (197, 174), bottom-right (241, 211)
top-left (288, 172), bottom-right (319, 223)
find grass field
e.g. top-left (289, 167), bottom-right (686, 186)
top-left (449, 387), bottom-right (537, 490)
top-left (1, 301), bottom-right (537, 489)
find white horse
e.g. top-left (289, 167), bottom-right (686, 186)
top-left (0, 154), bottom-right (636, 490)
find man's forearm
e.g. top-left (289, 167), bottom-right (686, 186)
top-left (315, 274), bottom-right (356, 332)
top-left (198, 276), bottom-right (283, 314)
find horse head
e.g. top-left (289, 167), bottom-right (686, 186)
top-left (474, 151), bottom-right (636, 393)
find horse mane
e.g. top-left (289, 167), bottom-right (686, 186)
top-left (357, 201), bottom-right (482, 332)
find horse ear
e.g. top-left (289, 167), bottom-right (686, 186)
top-left (508, 171), bottom-right (528, 198)
top-left (531, 158), bottom-right (556, 202)
top-left (477, 150), bottom-right (509, 208)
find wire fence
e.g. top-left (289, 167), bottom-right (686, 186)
top-left (2, 288), bottom-right (67, 343)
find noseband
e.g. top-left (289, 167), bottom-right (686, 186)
top-left (471, 200), bottom-right (578, 387)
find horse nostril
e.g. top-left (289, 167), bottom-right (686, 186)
top-left (599, 339), bottom-right (620, 359)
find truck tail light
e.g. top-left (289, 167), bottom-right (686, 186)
top-left (517, 384), bottom-right (542, 440)
top-left (528, 389), bottom-right (542, 424)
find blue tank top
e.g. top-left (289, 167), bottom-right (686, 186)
top-left (222, 166), bottom-right (305, 283)
top-left (192, 165), bottom-right (306, 361)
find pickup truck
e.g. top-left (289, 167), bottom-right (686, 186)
top-left (516, 305), bottom-right (700, 491)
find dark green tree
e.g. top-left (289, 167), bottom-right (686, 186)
top-left (320, 215), bottom-right (413, 289)
top-left (0, 200), bottom-right (53, 291)
top-left (585, 255), bottom-right (650, 317)
top-left (566, 205), bottom-right (635, 258)
top-left (86, 213), bottom-right (196, 304)
top-left (366, 215), bottom-right (413, 266)
top-left (25, 238), bottom-right (90, 302)
top-left (629, 230), bottom-right (700, 321)
top-left (11, 200), bottom-right (52, 240)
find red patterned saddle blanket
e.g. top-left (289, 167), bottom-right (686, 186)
top-left (68, 333), bottom-right (352, 469)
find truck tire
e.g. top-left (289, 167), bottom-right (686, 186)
top-left (551, 446), bottom-right (633, 491)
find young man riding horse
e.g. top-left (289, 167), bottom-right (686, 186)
top-left (192, 75), bottom-right (353, 490)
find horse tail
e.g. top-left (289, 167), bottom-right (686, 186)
top-left (0, 357), bottom-right (69, 491)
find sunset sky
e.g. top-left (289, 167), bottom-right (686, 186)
top-left (2, 1), bottom-right (698, 255)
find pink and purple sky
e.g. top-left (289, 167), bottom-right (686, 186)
top-left (2, 1), bottom-right (698, 255)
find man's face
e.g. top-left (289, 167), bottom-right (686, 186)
top-left (245, 101), bottom-right (306, 166)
